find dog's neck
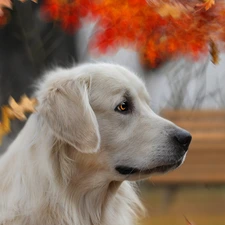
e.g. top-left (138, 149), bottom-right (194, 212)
top-left (50, 142), bottom-right (144, 225)
top-left (0, 115), bottom-right (144, 225)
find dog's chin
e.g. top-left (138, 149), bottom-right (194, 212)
top-left (115, 158), bottom-right (183, 180)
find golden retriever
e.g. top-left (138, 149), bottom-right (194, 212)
top-left (0, 63), bottom-right (192, 225)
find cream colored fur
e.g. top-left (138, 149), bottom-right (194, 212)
top-left (0, 63), bottom-right (188, 225)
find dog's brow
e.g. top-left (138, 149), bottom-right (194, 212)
top-left (138, 89), bottom-right (151, 104)
top-left (124, 90), bottom-right (131, 98)
top-left (124, 89), bottom-right (149, 105)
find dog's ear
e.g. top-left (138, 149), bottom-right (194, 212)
top-left (38, 78), bottom-right (100, 153)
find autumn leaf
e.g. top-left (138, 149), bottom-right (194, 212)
top-left (0, 107), bottom-right (12, 145)
top-left (0, 95), bottom-right (38, 145)
top-left (210, 40), bottom-right (220, 64)
top-left (156, 3), bottom-right (188, 18)
top-left (19, 0), bottom-right (38, 3)
top-left (8, 97), bottom-right (27, 121)
top-left (0, 123), bottom-right (4, 144)
top-left (19, 95), bottom-right (38, 114)
top-left (8, 95), bottom-right (37, 120)
top-left (0, 0), bottom-right (12, 16)
top-left (40, 0), bottom-right (225, 67)
top-left (196, 0), bottom-right (215, 11)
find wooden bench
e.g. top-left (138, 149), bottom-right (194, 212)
top-left (150, 109), bottom-right (225, 185)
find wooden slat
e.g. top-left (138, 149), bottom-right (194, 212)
top-left (169, 164), bottom-right (225, 172)
top-left (150, 173), bottom-right (225, 184)
top-left (185, 153), bottom-right (225, 164)
top-left (161, 109), bottom-right (225, 120)
top-left (175, 121), bottom-right (225, 130)
top-left (150, 165), bottom-right (225, 183)
top-left (189, 143), bottom-right (225, 151)
top-left (151, 109), bottom-right (225, 184)
top-left (191, 132), bottom-right (225, 141)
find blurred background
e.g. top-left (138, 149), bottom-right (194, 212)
top-left (0, 1), bottom-right (225, 225)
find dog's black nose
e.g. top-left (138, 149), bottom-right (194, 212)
top-left (174, 129), bottom-right (192, 150)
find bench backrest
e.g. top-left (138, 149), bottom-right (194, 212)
top-left (149, 110), bottom-right (225, 184)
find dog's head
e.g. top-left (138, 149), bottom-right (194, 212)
top-left (37, 63), bottom-right (191, 181)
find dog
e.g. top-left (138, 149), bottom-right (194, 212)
top-left (0, 63), bottom-right (192, 225)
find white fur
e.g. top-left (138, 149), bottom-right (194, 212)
top-left (0, 63), bottom-right (188, 225)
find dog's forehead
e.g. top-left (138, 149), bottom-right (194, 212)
top-left (88, 64), bottom-right (147, 97)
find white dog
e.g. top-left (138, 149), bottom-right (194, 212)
top-left (0, 63), bottom-right (191, 225)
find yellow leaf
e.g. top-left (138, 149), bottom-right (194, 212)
top-left (19, 95), bottom-right (38, 113)
top-left (0, 95), bottom-right (38, 146)
top-left (1, 106), bottom-right (12, 132)
top-left (9, 97), bottom-right (27, 121)
top-left (0, 123), bottom-right (4, 145)
top-left (0, 107), bottom-right (12, 144)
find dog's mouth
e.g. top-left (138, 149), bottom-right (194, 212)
top-left (115, 159), bottom-right (183, 176)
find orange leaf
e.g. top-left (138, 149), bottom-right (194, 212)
top-left (210, 40), bottom-right (220, 64)
top-left (156, 3), bottom-right (185, 18)
top-left (0, 123), bottom-right (4, 144)
top-left (196, 0), bottom-right (215, 11)
top-left (9, 97), bottom-right (27, 121)
top-left (0, 0), bottom-right (12, 16)
top-left (19, 95), bottom-right (38, 114)
top-left (0, 95), bottom-right (38, 145)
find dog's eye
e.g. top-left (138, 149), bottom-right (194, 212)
top-left (115, 101), bottom-right (129, 113)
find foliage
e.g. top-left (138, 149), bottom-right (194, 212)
top-left (0, 0), bottom-right (12, 26)
top-left (1, 0), bottom-right (224, 67)
top-left (0, 96), bottom-right (37, 144)
top-left (87, 0), bottom-right (223, 67)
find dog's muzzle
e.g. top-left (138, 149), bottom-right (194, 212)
top-left (116, 128), bottom-right (192, 176)
top-left (115, 158), bottom-right (183, 176)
